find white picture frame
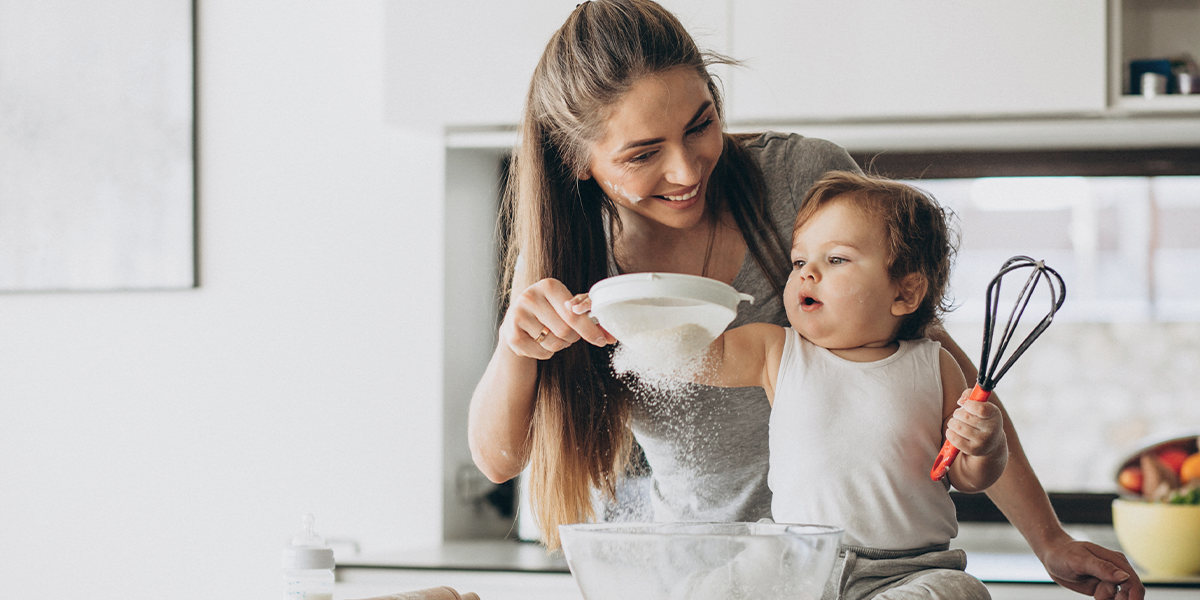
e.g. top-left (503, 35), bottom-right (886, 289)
top-left (0, 0), bottom-right (194, 291)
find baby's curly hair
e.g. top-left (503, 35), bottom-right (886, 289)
top-left (793, 171), bottom-right (958, 340)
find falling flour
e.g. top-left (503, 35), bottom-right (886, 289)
top-left (598, 305), bottom-right (736, 525)
top-left (611, 322), bottom-right (715, 391)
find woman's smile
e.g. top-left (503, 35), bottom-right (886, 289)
top-left (660, 185), bottom-right (698, 202)
top-left (653, 184), bottom-right (701, 209)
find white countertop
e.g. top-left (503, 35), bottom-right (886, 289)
top-left (335, 523), bottom-right (1200, 599)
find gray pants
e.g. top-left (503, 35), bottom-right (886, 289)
top-left (822, 545), bottom-right (990, 600)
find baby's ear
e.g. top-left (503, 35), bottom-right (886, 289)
top-left (892, 273), bottom-right (927, 317)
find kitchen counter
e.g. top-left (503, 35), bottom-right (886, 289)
top-left (340, 539), bottom-right (568, 573)
top-left (336, 524), bottom-right (1200, 599)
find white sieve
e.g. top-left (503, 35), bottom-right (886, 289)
top-left (588, 273), bottom-right (754, 357)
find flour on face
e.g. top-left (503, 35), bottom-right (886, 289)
top-left (603, 179), bottom-right (644, 204)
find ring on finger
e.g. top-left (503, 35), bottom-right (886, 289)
top-left (534, 326), bottom-right (550, 344)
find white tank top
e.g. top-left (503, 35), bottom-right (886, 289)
top-left (769, 329), bottom-right (958, 549)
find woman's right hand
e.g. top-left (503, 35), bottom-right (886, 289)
top-left (470, 278), bottom-right (616, 483)
top-left (502, 278), bottom-right (615, 360)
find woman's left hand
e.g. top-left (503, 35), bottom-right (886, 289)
top-left (1039, 537), bottom-right (1144, 600)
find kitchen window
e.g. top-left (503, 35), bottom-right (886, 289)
top-left (920, 175), bottom-right (1200, 323)
top-left (857, 149), bottom-right (1200, 496)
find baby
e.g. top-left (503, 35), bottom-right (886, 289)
top-left (566, 171), bottom-right (1008, 599)
top-left (697, 171), bottom-right (1005, 600)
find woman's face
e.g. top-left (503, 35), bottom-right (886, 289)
top-left (582, 67), bottom-right (724, 231)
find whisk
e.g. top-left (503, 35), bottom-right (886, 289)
top-left (930, 255), bottom-right (1067, 481)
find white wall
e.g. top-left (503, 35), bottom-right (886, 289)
top-left (0, 2), bottom-right (445, 598)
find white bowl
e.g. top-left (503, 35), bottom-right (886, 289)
top-left (588, 273), bottom-right (754, 357)
top-left (559, 522), bottom-right (843, 600)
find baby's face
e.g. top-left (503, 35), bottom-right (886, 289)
top-left (784, 197), bottom-right (907, 349)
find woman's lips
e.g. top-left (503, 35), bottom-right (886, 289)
top-left (662, 187), bottom-right (698, 201)
top-left (653, 185), bottom-right (700, 209)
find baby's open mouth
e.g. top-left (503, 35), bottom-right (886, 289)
top-left (800, 295), bottom-right (822, 310)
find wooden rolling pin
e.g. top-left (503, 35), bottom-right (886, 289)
top-left (348, 586), bottom-right (480, 600)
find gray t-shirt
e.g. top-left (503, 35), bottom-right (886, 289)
top-left (624, 132), bottom-right (860, 523)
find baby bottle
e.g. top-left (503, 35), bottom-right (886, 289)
top-left (282, 513), bottom-right (335, 600)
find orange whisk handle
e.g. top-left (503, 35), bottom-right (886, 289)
top-left (929, 384), bottom-right (993, 481)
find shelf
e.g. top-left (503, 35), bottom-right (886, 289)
top-left (1111, 0), bottom-right (1200, 108)
top-left (1113, 94), bottom-right (1200, 114)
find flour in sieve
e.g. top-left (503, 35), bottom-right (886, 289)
top-left (611, 322), bottom-right (716, 391)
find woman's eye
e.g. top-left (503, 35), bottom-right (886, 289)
top-left (628, 151), bottom-right (655, 164)
top-left (687, 118), bottom-right (713, 137)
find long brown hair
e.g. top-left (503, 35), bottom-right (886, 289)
top-left (498, 0), bottom-right (789, 549)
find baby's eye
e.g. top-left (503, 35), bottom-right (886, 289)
top-left (828, 256), bottom-right (847, 265)
top-left (791, 260), bottom-right (805, 270)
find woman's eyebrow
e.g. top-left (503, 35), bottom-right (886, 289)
top-left (618, 137), bottom-right (663, 153)
top-left (686, 101), bottom-right (713, 127)
top-left (616, 101), bottom-right (714, 153)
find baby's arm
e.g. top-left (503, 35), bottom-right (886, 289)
top-left (938, 348), bottom-right (1008, 493)
top-left (691, 323), bottom-right (786, 403)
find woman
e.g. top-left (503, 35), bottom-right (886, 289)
top-left (468, 2), bottom-right (1141, 599)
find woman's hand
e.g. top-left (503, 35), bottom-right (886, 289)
top-left (502, 279), bottom-right (615, 360)
top-left (1039, 535), bottom-right (1145, 600)
top-left (469, 280), bottom-right (615, 483)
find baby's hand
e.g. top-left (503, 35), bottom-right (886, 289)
top-left (946, 390), bottom-right (1006, 459)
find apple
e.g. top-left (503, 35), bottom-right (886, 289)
top-left (1118, 465), bottom-right (1143, 494)
top-left (1158, 446), bottom-right (1190, 476)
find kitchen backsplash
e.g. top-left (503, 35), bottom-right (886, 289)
top-left (942, 320), bottom-right (1200, 492)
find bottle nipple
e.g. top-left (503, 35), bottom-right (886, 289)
top-left (292, 513), bottom-right (326, 548)
top-left (282, 513), bottom-right (335, 571)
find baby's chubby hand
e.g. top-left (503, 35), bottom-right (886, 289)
top-left (946, 389), bottom-right (1006, 459)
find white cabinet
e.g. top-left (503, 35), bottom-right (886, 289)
top-left (726, 0), bottom-right (1108, 122)
top-left (384, 0), bottom-right (565, 128)
top-left (384, 0), bottom-right (728, 128)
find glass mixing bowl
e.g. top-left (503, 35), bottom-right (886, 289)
top-left (558, 522), bottom-right (843, 600)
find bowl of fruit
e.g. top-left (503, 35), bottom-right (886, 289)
top-left (1112, 431), bottom-right (1200, 577)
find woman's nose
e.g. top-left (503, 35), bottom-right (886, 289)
top-left (664, 145), bottom-right (700, 185)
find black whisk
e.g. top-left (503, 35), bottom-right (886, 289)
top-left (930, 256), bottom-right (1067, 481)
